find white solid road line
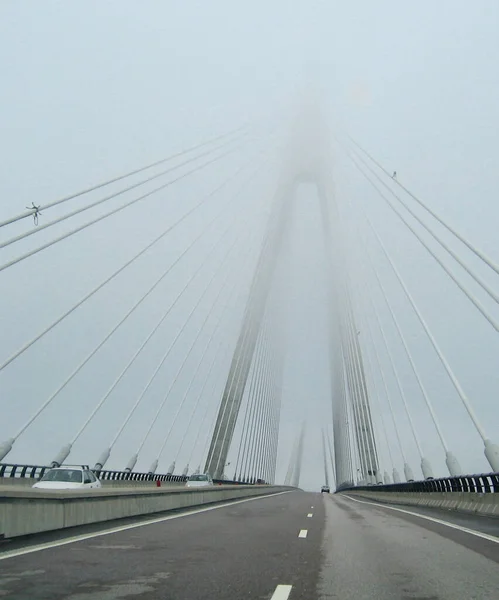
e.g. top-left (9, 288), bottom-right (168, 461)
top-left (298, 529), bottom-right (308, 538)
top-left (0, 491), bottom-right (293, 562)
top-left (271, 584), bottom-right (293, 600)
top-left (343, 495), bottom-right (499, 545)
top-left (307, 513), bottom-right (313, 518)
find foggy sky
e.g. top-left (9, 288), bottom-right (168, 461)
top-left (1, 2), bottom-right (499, 489)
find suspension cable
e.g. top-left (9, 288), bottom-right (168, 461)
top-left (207, 266), bottom-right (265, 477)
top-left (75, 210), bottom-right (243, 447)
top-left (134, 178), bottom-right (272, 467)
top-left (233, 333), bottom-right (262, 478)
top-left (232, 285), bottom-right (276, 479)
top-left (361, 209), bottom-right (489, 442)
top-left (342, 141), bottom-right (499, 311)
top-left (70, 160), bottom-right (270, 448)
top-left (344, 295), bottom-right (379, 479)
top-left (343, 132), bottom-right (499, 277)
top-left (364, 312), bottom-right (407, 465)
top-left (132, 228), bottom-right (246, 464)
top-left (0, 144), bottom-right (246, 274)
top-left (0, 125), bottom-right (248, 230)
top-left (342, 316), bottom-right (372, 480)
top-left (155, 231), bottom-right (252, 466)
top-left (0, 132), bottom-right (249, 251)
top-left (184, 267), bottom-right (256, 469)
top-left (11, 162), bottom-right (259, 444)
top-left (245, 324), bottom-right (270, 481)
top-left (361, 281), bottom-right (424, 459)
top-left (173, 270), bottom-right (246, 467)
top-left (357, 225), bottom-right (450, 452)
top-left (258, 331), bottom-right (275, 482)
top-left (342, 147), bottom-right (499, 334)
top-left (0, 145), bottom-right (266, 373)
top-left (187, 206), bottom-right (272, 473)
top-left (357, 311), bottom-right (395, 474)
top-left (209, 196), bottom-right (287, 479)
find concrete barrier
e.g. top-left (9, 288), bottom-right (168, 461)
top-left (0, 477), bottom-right (185, 489)
top-left (0, 485), bottom-right (292, 539)
top-left (340, 489), bottom-right (499, 518)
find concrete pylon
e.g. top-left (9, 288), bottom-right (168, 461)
top-left (291, 423), bottom-right (306, 488)
top-left (284, 435), bottom-right (299, 486)
top-left (204, 180), bottom-right (294, 479)
top-left (321, 429), bottom-right (330, 487)
top-left (319, 180), bottom-right (379, 487)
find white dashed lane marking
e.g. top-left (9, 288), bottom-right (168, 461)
top-left (271, 584), bottom-right (293, 599)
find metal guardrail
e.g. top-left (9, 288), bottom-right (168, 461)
top-left (0, 463), bottom-right (255, 486)
top-left (98, 470), bottom-right (187, 483)
top-left (337, 472), bottom-right (499, 494)
top-left (0, 464), bottom-right (48, 479)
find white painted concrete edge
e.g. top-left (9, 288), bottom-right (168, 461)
top-left (340, 489), bottom-right (499, 518)
top-left (0, 485), bottom-right (294, 539)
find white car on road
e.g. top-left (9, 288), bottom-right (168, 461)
top-left (185, 473), bottom-right (214, 488)
top-left (32, 466), bottom-right (102, 490)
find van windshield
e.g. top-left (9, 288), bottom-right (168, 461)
top-left (188, 474), bottom-right (209, 481)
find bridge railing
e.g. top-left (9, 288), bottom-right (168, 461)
top-left (337, 472), bottom-right (499, 494)
top-left (0, 463), bottom-right (48, 479)
top-left (0, 463), bottom-right (254, 486)
top-left (98, 469), bottom-right (187, 483)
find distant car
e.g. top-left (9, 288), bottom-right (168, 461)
top-left (32, 466), bottom-right (102, 490)
top-left (321, 485), bottom-right (330, 493)
top-left (185, 473), bottom-right (214, 488)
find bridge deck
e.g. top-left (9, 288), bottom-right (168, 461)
top-left (0, 492), bottom-right (498, 599)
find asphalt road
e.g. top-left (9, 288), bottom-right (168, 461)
top-left (0, 491), bottom-right (498, 599)
top-left (321, 494), bottom-right (499, 599)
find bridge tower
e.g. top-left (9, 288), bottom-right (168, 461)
top-left (205, 109), bottom-right (379, 484)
